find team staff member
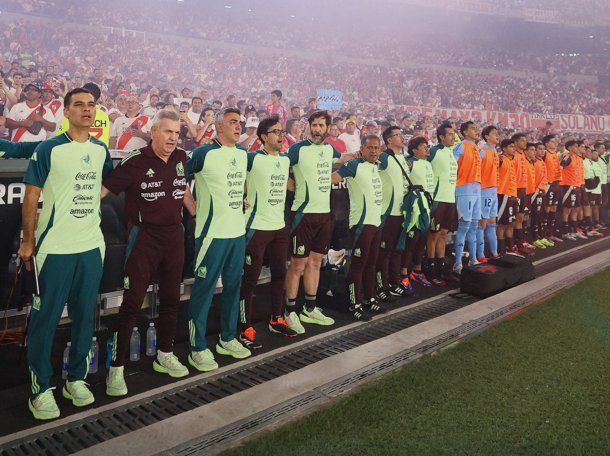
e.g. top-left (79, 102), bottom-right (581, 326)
top-left (187, 108), bottom-right (252, 372)
top-left (594, 142), bottom-right (608, 225)
top-left (238, 115), bottom-right (296, 350)
top-left (477, 125), bottom-right (500, 261)
top-left (332, 134), bottom-right (386, 321)
top-left (452, 121), bottom-right (483, 274)
top-left (560, 140), bottom-right (585, 241)
top-left (582, 147), bottom-right (603, 237)
top-left (541, 135), bottom-right (563, 243)
top-left (426, 123), bottom-right (457, 283)
top-left (284, 111), bottom-right (351, 331)
top-left (376, 126), bottom-right (411, 301)
top-left (19, 88), bottom-right (112, 419)
top-left (402, 136), bottom-right (435, 286)
top-left (57, 83), bottom-right (111, 146)
top-left (102, 110), bottom-right (195, 397)
top-left (531, 143), bottom-right (552, 249)
top-left (0, 138), bottom-right (40, 158)
top-left (496, 139), bottom-right (518, 255)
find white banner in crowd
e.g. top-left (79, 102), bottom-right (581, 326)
top-left (363, 103), bottom-right (610, 134)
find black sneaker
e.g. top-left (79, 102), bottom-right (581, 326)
top-left (388, 284), bottom-right (412, 297)
top-left (376, 287), bottom-right (397, 303)
top-left (349, 304), bottom-right (371, 321)
top-left (268, 316), bottom-right (298, 337)
top-left (363, 298), bottom-right (387, 314)
top-left (239, 327), bottom-right (262, 350)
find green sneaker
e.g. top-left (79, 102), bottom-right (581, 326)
top-left (300, 307), bottom-right (335, 326)
top-left (153, 352), bottom-right (189, 378)
top-left (28, 388), bottom-right (60, 420)
top-left (188, 348), bottom-right (218, 372)
top-left (106, 366), bottom-right (128, 397)
top-left (533, 239), bottom-right (547, 249)
top-left (216, 338), bottom-right (251, 359)
top-left (541, 238), bottom-right (555, 247)
top-left (62, 380), bottom-right (94, 407)
top-left (284, 311), bottom-right (305, 335)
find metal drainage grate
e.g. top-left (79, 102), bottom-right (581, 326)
top-left (0, 294), bottom-right (472, 456)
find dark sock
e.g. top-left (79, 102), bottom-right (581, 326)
top-left (569, 220), bottom-right (577, 233)
top-left (514, 228), bottom-right (523, 244)
top-left (304, 294), bottom-right (316, 312)
top-left (585, 216), bottom-right (593, 231)
top-left (561, 221), bottom-right (569, 235)
top-left (506, 236), bottom-right (514, 249)
top-left (498, 238), bottom-right (506, 255)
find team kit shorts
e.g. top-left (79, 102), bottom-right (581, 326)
top-left (480, 187), bottom-right (498, 219)
top-left (545, 181), bottom-right (562, 207)
top-left (290, 212), bottom-right (332, 257)
top-left (561, 185), bottom-right (582, 208)
top-left (497, 194), bottom-right (518, 225)
top-left (517, 188), bottom-right (530, 214)
top-left (430, 201), bottom-right (457, 231)
top-left (456, 193), bottom-right (481, 222)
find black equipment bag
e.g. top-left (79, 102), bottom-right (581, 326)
top-left (460, 254), bottom-right (535, 297)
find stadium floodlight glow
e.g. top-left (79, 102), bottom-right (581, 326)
top-left (225, 4), bottom-right (232, 8)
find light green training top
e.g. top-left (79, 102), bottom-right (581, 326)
top-left (337, 158), bottom-right (383, 228)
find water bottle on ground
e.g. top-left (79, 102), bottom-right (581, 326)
top-left (62, 342), bottom-right (71, 379)
top-left (146, 322), bottom-right (157, 357)
top-left (130, 327), bottom-right (141, 362)
top-left (89, 337), bottom-right (99, 374)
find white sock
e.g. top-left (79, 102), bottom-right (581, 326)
top-left (157, 350), bottom-right (172, 359)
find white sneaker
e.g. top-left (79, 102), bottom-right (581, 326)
top-left (188, 349), bottom-right (219, 372)
top-left (452, 263), bottom-right (463, 275)
top-left (284, 311), bottom-right (305, 334)
top-left (153, 352), bottom-right (189, 378)
top-left (299, 307), bottom-right (335, 326)
top-left (106, 366), bottom-right (128, 397)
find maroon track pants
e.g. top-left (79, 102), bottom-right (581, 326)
top-left (112, 224), bottom-right (184, 367)
top-left (239, 227), bottom-right (289, 327)
top-left (348, 225), bottom-right (382, 305)
top-left (375, 215), bottom-right (402, 288)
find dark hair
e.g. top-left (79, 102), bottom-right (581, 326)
top-left (212, 99), bottom-right (222, 106)
top-left (565, 140), bottom-right (577, 149)
top-left (361, 134), bottom-right (381, 147)
top-left (382, 125), bottom-right (402, 144)
top-left (575, 140), bottom-right (584, 146)
top-left (82, 82), bottom-right (101, 101)
top-left (64, 87), bottom-right (94, 106)
top-left (499, 139), bottom-right (514, 150)
top-left (460, 121), bottom-right (475, 136)
top-left (192, 96), bottom-right (203, 103)
top-left (407, 136), bottom-right (428, 155)
top-left (308, 110), bottom-right (331, 126)
top-left (511, 133), bottom-right (526, 142)
top-left (257, 115), bottom-right (281, 142)
top-left (271, 89), bottom-right (282, 99)
top-left (541, 134), bottom-right (556, 146)
top-left (286, 119), bottom-right (298, 133)
top-left (526, 142), bottom-right (536, 149)
top-left (436, 122), bottom-right (453, 141)
top-left (481, 125), bottom-right (497, 142)
top-left (593, 142), bottom-right (605, 149)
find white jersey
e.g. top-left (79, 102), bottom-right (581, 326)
top-left (110, 114), bottom-right (152, 150)
top-left (7, 101), bottom-right (55, 142)
top-left (187, 109), bottom-right (202, 125)
top-left (45, 99), bottom-right (64, 139)
top-left (339, 132), bottom-right (361, 154)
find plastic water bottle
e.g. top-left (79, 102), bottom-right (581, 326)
top-left (62, 342), bottom-right (71, 379)
top-left (129, 327), bottom-right (141, 362)
top-left (89, 337), bottom-right (99, 374)
top-left (105, 336), bottom-right (114, 369)
top-left (146, 322), bottom-right (157, 357)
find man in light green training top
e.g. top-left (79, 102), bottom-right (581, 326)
top-left (19, 87), bottom-right (113, 420)
top-left (331, 134), bottom-right (387, 321)
top-left (284, 110), bottom-right (352, 333)
top-left (186, 108), bottom-right (251, 372)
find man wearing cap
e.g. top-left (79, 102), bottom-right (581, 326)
top-left (239, 116), bottom-right (259, 151)
top-left (339, 118), bottom-right (361, 154)
top-left (5, 83), bottom-right (56, 142)
top-left (57, 83), bottom-right (111, 146)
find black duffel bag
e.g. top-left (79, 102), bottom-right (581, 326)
top-left (460, 254), bottom-right (535, 298)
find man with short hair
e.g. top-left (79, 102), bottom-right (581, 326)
top-left (496, 139), bottom-right (518, 255)
top-left (102, 109), bottom-right (195, 397)
top-left (338, 118), bottom-right (360, 154)
top-left (238, 115), bottom-right (296, 349)
top-left (531, 143), bottom-right (554, 249)
top-left (452, 121), bottom-right (484, 274)
top-left (332, 135), bottom-right (386, 321)
top-left (58, 82), bottom-right (110, 146)
top-left (19, 88), bottom-right (113, 419)
top-left (477, 125), bottom-right (500, 261)
top-left (110, 95), bottom-right (151, 150)
top-left (187, 97), bottom-right (204, 125)
top-left (426, 123), bottom-right (458, 282)
top-left (582, 147), bottom-right (604, 237)
top-left (284, 111), bottom-right (350, 333)
top-left (265, 90), bottom-right (288, 125)
top-left (511, 133), bottom-right (536, 254)
top-left (187, 108), bottom-right (251, 371)
top-left (376, 126), bottom-right (412, 300)
top-left (559, 140), bottom-right (584, 241)
top-left (6, 83), bottom-right (56, 142)
top-left (541, 135), bottom-right (563, 243)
